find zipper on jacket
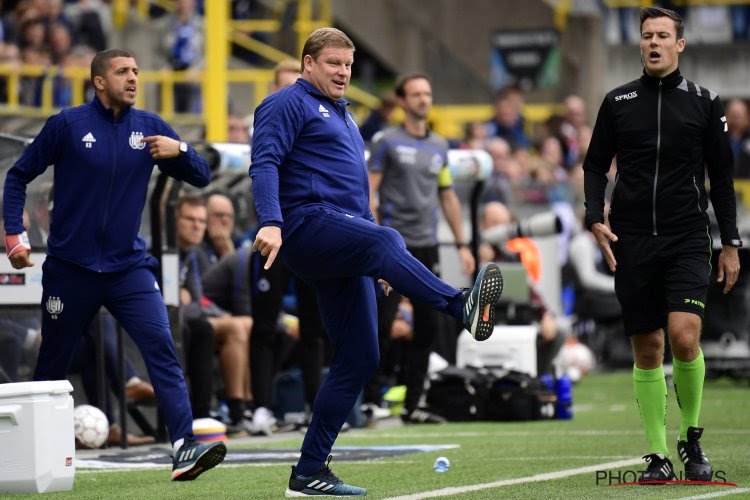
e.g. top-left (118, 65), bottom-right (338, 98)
top-left (652, 80), bottom-right (662, 236)
top-left (337, 101), bottom-right (369, 210)
top-left (692, 175), bottom-right (701, 213)
top-left (98, 119), bottom-right (119, 271)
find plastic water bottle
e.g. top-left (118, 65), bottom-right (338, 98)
top-left (555, 374), bottom-right (573, 420)
top-left (433, 456), bottom-right (451, 472)
top-left (540, 374), bottom-right (555, 392)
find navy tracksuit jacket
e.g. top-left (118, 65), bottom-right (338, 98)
top-left (251, 78), bottom-right (464, 474)
top-left (3, 95), bottom-right (210, 443)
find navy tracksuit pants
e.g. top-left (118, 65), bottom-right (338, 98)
top-left (281, 208), bottom-right (464, 475)
top-left (35, 255), bottom-right (192, 443)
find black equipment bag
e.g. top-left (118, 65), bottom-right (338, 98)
top-left (425, 366), bottom-right (492, 421)
top-left (485, 370), bottom-right (556, 421)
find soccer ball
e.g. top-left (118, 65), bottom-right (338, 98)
top-left (74, 404), bottom-right (109, 449)
top-left (559, 340), bottom-right (596, 382)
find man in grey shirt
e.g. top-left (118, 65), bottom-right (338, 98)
top-left (367, 73), bottom-right (475, 423)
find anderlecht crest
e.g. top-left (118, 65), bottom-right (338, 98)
top-left (46, 296), bottom-right (64, 319)
top-left (129, 131), bottom-right (146, 150)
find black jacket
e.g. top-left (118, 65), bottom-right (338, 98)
top-left (583, 69), bottom-right (739, 245)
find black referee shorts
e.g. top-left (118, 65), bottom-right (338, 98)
top-left (612, 227), bottom-right (712, 336)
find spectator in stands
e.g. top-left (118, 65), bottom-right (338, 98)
top-left (485, 87), bottom-right (530, 151)
top-left (726, 98), bottom-right (750, 178)
top-left (367, 72), bottom-right (476, 424)
top-left (460, 120), bottom-right (488, 150)
top-left (227, 114), bottom-right (250, 143)
top-left (53, 43), bottom-right (96, 107)
top-left (0, 38), bottom-right (19, 103)
top-left (536, 135), bottom-right (573, 203)
top-left (48, 21), bottom-right (71, 63)
top-left (730, 4), bottom-right (749, 40)
top-left (69, 0), bottom-right (107, 52)
top-left (176, 194), bottom-right (253, 431)
top-left (44, 0), bottom-right (74, 37)
top-left (198, 193), bottom-right (237, 266)
top-left (18, 15), bottom-right (43, 49)
top-left (359, 91), bottom-right (397, 143)
top-left (159, 0), bottom-right (203, 113)
top-left (19, 46), bottom-right (49, 105)
top-left (271, 58), bottom-right (300, 93)
top-left (482, 137), bottom-right (524, 205)
top-left (478, 201), bottom-right (566, 376)
top-left (559, 94), bottom-right (589, 167)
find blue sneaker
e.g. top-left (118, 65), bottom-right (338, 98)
top-left (285, 456), bottom-right (366, 496)
top-left (462, 262), bottom-right (503, 341)
top-left (171, 437), bottom-right (226, 481)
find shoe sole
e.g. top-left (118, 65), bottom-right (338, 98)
top-left (284, 488), bottom-right (366, 497)
top-left (172, 442), bottom-right (227, 481)
top-left (468, 263), bottom-right (503, 341)
top-left (685, 468), bottom-right (713, 481)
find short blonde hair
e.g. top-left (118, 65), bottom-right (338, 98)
top-left (274, 59), bottom-right (300, 87)
top-left (300, 27), bottom-right (355, 73)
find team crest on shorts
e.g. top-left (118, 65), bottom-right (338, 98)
top-left (129, 131), bottom-right (146, 150)
top-left (46, 296), bottom-right (64, 319)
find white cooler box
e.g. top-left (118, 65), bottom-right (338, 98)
top-left (0, 380), bottom-right (75, 493)
top-left (456, 325), bottom-right (538, 376)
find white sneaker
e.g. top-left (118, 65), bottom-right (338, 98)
top-left (249, 406), bottom-right (276, 436)
top-left (361, 403), bottom-right (392, 420)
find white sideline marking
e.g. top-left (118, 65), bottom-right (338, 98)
top-left (383, 457), bottom-right (644, 500)
top-left (356, 429), bottom-right (750, 439)
top-left (678, 489), bottom-right (750, 500)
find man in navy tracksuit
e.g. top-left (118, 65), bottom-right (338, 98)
top-left (251, 28), bottom-right (504, 497)
top-left (3, 49), bottom-right (225, 481)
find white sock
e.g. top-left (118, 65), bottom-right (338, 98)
top-left (173, 438), bottom-right (185, 452)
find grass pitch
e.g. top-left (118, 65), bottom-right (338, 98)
top-left (5, 371), bottom-right (748, 499)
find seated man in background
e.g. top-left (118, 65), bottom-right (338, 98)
top-left (198, 193), bottom-right (238, 266)
top-left (176, 194), bottom-right (253, 431)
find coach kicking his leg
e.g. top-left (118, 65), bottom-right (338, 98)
top-left (3, 49), bottom-right (226, 481)
top-left (251, 28), bottom-right (504, 496)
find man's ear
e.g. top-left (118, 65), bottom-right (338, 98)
top-left (92, 75), bottom-right (105, 91)
top-left (677, 38), bottom-right (685, 54)
top-left (302, 54), bottom-right (313, 73)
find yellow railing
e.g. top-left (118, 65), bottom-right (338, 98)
top-left (0, 62), bottom-right (563, 139)
top-left (0, 64), bottom-right (89, 117)
top-left (0, 64), bottom-right (278, 124)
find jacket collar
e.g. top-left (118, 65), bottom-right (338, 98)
top-left (92, 94), bottom-right (132, 121)
top-left (297, 78), bottom-right (350, 107)
top-left (640, 68), bottom-right (682, 90)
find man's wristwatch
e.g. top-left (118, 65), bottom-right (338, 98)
top-left (726, 238), bottom-right (743, 248)
top-left (178, 141), bottom-right (188, 156)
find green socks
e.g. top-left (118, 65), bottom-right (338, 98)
top-left (633, 365), bottom-right (669, 457)
top-left (672, 349), bottom-right (705, 441)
